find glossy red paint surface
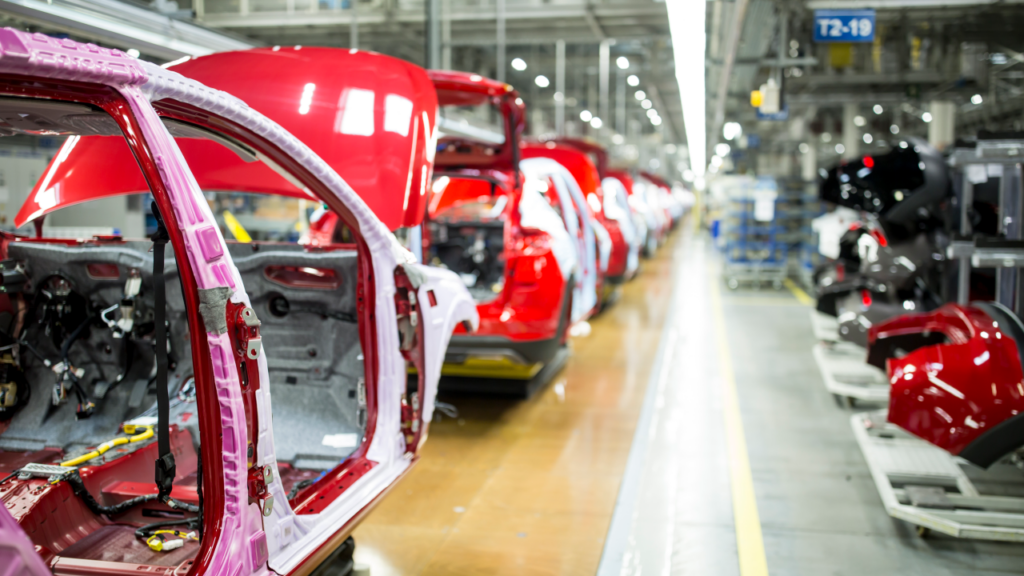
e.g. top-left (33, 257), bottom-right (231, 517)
top-left (172, 49), bottom-right (437, 230)
top-left (870, 304), bottom-right (1024, 455)
top-left (429, 71), bottom-right (569, 344)
top-left (18, 48), bottom-right (438, 231)
top-left (429, 70), bottom-right (525, 174)
top-left (548, 137), bottom-right (608, 178)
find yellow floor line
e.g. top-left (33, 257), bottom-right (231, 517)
top-left (783, 278), bottom-right (814, 306)
top-left (711, 279), bottom-right (770, 576)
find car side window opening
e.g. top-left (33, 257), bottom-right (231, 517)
top-left (0, 96), bottom-right (208, 566)
top-left (171, 135), bottom-right (369, 510)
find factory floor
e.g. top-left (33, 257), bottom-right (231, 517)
top-left (350, 225), bottom-right (1024, 575)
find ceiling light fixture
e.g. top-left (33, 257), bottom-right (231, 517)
top-left (667, 0), bottom-right (705, 177)
top-left (511, 57), bottom-right (527, 71)
top-left (616, 56), bottom-right (629, 70)
top-left (723, 122), bottom-right (742, 141)
top-left (534, 75), bottom-right (550, 88)
top-left (627, 74), bottom-right (640, 87)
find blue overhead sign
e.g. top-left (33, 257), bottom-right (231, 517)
top-left (813, 10), bottom-right (875, 43)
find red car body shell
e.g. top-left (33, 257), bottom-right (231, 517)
top-left (429, 71), bottom-right (571, 347)
top-left (520, 141), bottom-right (627, 282)
top-left (869, 303), bottom-right (1024, 465)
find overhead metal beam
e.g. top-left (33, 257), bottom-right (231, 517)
top-left (426, 0), bottom-right (439, 67)
top-left (583, 4), bottom-right (606, 41)
top-left (496, 0), bottom-right (505, 82)
top-left (444, 34), bottom-right (668, 47)
top-left (808, 0), bottom-right (1024, 8)
top-left (787, 71), bottom-right (947, 87)
top-left (201, 2), bottom-right (668, 29)
top-left (710, 0), bottom-right (749, 160)
top-left (0, 0), bottom-right (254, 59)
top-left (556, 39), bottom-right (565, 135)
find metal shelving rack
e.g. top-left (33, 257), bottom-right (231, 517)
top-left (721, 178), bottom-right (790, 289)
top-left (852, 136), bottom-right (1024, 541)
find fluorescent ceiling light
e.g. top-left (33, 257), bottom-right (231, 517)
top-left (667, 0), bottom-right (706, 177)
top-left (723, 121), bottom-right (742, 141)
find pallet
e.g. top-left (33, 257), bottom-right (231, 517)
top-left (810, 309), bottom-right (839, 343)
top-left (852, 410), bottom-right (1024, 542)
top-left (812, 341), bottom-right (889, 406)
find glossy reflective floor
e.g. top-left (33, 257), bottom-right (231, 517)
top-left (349, 232), bottom-right (682, 575)
top-left (351, 227), bottom-right (1024, 575)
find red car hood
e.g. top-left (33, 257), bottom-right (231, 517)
top-left (18, 47), bottom-right (437, 231)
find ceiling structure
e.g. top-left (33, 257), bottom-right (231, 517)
top-left (4, 0), bottom-right (1024, 179)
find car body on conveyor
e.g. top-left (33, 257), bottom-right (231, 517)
top-left (606, 168), bottom-right (656, 258)
top-left (631, 172), bottom-right (672, 253)
top-left (529, 138), bottom-right (642, 285)
top-left (866, 301), bottom-right (1024, 468)
top-left (0, 32), bottom-right (476, 576)
top-left (518, 150), bottom-right (601, 322)
top-left (519, 141), bottom-right (618, 309)
top-left (639, 170), bottom-right (686, 228)
top-left (424, 70), bottom-right (577, 384)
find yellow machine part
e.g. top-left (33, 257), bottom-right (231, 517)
top-left (222, 210), bottom-right (253, 242)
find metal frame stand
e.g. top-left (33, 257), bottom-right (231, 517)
top-left (809, 309), bottom-right (838, 342)
top-left (813, 341), bottom-right (889, 406)
top-left (852, 410), bottom-right (1024, 542)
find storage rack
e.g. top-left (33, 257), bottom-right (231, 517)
top-left (720, 178), bottom-right (789, 289)
top-left (852, 136), bottom-right (1024, 541)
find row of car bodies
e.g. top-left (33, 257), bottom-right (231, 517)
top-left (422, 71), bottom-right (689, 381)
top-left (0, 37), bottom-right (687, 576)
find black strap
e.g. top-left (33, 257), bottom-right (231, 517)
top-left (151, 202), bottom-right (175, 499)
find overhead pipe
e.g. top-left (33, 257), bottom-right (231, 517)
top-left (0, 0), bottom-right (255, 60)
top-left (599, 39), bottom-right (610, 129)
top-left (496, 0), bottom-right (506, 82)
top-left (556, 39), bottom-right (566, 135)
top-left (710, 0), bottom-right (750, 161)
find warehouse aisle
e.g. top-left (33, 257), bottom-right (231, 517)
top-left (348, 228), bottom-right (686, 575)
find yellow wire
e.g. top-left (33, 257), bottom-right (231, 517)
top-left (60, 426), bottom-right (154, 467)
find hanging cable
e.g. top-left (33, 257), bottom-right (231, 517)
top-left (150, 202), bottom-right (175, 503)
